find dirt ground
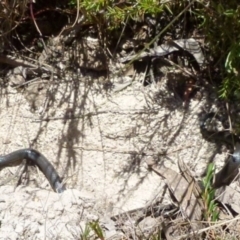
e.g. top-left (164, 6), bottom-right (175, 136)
top-left (0, 42), bottom-right (229, 239)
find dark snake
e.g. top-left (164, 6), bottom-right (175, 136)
top-left (0, 149), bottom-right (65, 193)
top-left (200, 112), bottom-right (240, 188)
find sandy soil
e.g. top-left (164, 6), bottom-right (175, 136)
top-left (0, 66), bottom-right (227, 239)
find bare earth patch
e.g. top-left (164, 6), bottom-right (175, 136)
top-left (0, 66), bottom-right (227, 238)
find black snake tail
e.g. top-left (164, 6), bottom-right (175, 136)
top-left (0, 149), bottom-right (65, 193)
top-left (200, 112), bottom-right (240, 187)
top-left (213, 143), bottom-right (240, 188)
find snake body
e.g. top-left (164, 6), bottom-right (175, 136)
top-left (0, 149), bottom-right (65, 193)
top-left (200, 113), bottom-right (240, 188)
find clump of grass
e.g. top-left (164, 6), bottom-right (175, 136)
top-left (197, 1), bottom-right (240, 100)
top-left (80, 220), bottom-right (104, 240)
top-left (80, 222), bottom-right (91, 240)
top-left (150, 230), bottom-right (162, 240)
top-left (69, 0), bottom-right (240, 101)
top-left (68, 0), bottom-right (172, 30)
top-left (88, 220), bottom-right (104, 240)
top-left (202, 163), bottom-right (219, 222)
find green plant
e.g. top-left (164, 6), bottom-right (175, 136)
top-left (89, 220), bottom-right (104, 240)
top-left (68, 0), bottom-right (171, 29)
top-left (202, 163), bottom-right (219, 222)
top-left (150, 230), bottom-right (162, 240)
top-left (197, 1), bottom-right (240, 100)
top-left (80, 222), bottom-right (91, 240)
top-left (80, 220), bottom-right (104, 240)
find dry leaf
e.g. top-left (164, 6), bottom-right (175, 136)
top-left (146, 157), bottom-right (202, 221)
top-left (215, 186), bottom-right (240, 214)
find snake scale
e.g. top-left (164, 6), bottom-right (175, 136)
top-left (0, 149), bottom-right (65, 193)
top-left (200, 112), bottom-right (240, 188)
